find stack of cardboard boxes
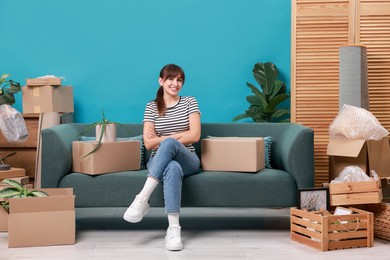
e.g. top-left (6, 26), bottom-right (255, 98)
top-left (23, 77), bottom-right (74, 114)
top-left (0, 77), bottom-right (76, 247)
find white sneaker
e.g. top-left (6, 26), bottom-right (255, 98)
top-left (165, 224), bottom-right (183, 251)
top-left (123, 195), bottom-right (150, 223)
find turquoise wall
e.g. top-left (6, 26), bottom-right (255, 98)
top-left (1, 0), bottom-right (291, 123)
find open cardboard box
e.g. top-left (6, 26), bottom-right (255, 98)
top-left (327, 137), bottom-right (390, 206)
top-left (201, 137), bottom-right (265, 172)
top-left (7, 188), bottom-right (75, 248)
top-left (327, 137), bottom-right (390, 180)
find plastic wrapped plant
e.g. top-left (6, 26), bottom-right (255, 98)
top-left (0, 74), bottom-right (21, 106)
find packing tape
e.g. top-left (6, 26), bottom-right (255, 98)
top-left (34, 106), bottom-right (41, 113)
top-left (33, 87), bottom-right (40, 97)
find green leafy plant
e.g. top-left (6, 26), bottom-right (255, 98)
top-left (233, 62), bottom-right (290, 122)
top-left (0, 74), bottom-right (22, 106)
top-left (79, 109), bottom-right (130, 157)
top-left (0, 179), bottom-right (48, 213)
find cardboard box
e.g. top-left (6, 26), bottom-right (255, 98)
top-left (327, 137), bottom-right (390, 181)
top-left (4, 176), bottom-right (29, 185)
top-left (0, 200), bottom-right (7, 232)
top-left (291, 207), bottom-right (373, 251)
top-left (26, 78), bottom-right (61, 86)
top-left (0, 168), bottom-right (26, 181)
top-left (22, 85), bottom-right (74, 113)
top-left (201, 137), bottom-right (265, 172)
top-left (8, 188), bottom-right (75, 248)
top-left (0, 183), bottom-right (33, 189)
top-left (329, 179), bottom-right (383, 206)
top-left (72, 140), bottom-right (141, 175)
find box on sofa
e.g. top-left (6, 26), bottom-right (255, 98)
top-left (72, 140), bottom-right (141, 175)
top-left (201, 137), bottom-right (265, 172)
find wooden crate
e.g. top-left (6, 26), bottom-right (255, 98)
top-left (290, 207), bottom-right (374, 251)
top-left (329, 179), bottom-right (383, 206)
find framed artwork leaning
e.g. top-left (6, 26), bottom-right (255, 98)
top-left (298, 187), bottom-right (329, 212)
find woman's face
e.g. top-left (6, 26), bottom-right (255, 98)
top-left (159, 75), bottom-right (184, 97)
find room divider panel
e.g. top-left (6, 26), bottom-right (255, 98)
top-left (291, 0), bottom-right (390, 186)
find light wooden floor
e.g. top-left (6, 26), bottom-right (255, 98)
top-left (0, 208), bottom-right (389, 260)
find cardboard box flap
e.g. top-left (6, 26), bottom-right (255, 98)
top-left (366, 139), bottom-right (390, 177)
top-left (9, 194), bottom-right (75, 214)
top-left (327, 138), bottom-right (366, 157)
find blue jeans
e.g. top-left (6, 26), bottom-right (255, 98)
top-left (146, 138), bottom-right (200, 214)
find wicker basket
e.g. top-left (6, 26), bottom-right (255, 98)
top-left (368, 202), bottom-right (390, 241)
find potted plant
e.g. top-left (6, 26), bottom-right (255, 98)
top-left (233, 62), bottom-right (290, 122)
top-left (0, 152), bottom-right (16, 171)
top-left (0, 179), bottom-right (48, 213)
top-left (0, 74), bottom-right (21, 106)
top-left (79, 109), bottom-right (130, 157)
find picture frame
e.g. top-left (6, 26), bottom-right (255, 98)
top-left (298, 187), bottom-right (329, 212)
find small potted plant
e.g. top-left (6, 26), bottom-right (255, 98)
top-left (79, 109), bottom-right (130, 157)
top-left (0, 74), bottom-right (21, 106)
top-left (0, 179), bottom-right (48, 213)
top-left (233, 62), bottom-right (290, 122)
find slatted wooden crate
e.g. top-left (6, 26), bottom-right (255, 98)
top-left (290, 207), bottom-right (373, 251)
top-left (329, 179), bottom-right (383, 206)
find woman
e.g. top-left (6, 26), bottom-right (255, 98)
top-left (123, 64), bottom-right (201, 251)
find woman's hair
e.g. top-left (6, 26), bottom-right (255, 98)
top-left (156, 64), bottom-right (185, 116)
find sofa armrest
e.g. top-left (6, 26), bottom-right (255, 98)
top-left (41, 124), bottom-right (80, 188)
top-left (273, 124), bottom-right (314, 189)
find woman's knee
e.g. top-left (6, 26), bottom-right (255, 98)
top-left (163, 161), bottom-right (183, 179)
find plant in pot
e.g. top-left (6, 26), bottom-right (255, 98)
top-left (79, 109), bottom-right (130, 157)
top-left (233, 62), bottom-right (290, 122)
top-left (0, 152), bottom-right (16, 171)
top-left (0, 179), bottom-right (48, 213)
top-left (0, 74), bottom-right (21, 106)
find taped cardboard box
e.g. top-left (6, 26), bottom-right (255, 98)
top-left (26, 78), bottom-right (61, 86)
top-left (8, 188), bottom-right (75, 248)
top-left (22, 85), bottom-right (74, 113)
top-left (0, 168), bottom-right (26, 181)
top-left (327, 137), bottom-right (390, 181)
top-left (201, 137), bottom-right (265, 172)
top-left (72, 140), bottom-right (141, 175)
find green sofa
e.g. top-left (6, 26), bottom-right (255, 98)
top-left (41, 123), bottom-right (314, 209)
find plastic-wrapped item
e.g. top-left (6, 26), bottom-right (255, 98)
top-left (329, 104), bottom-right (389, 140)
top-left (0, 104), bottom-right (29, 142)
top-left (330, 165), bottom-right (371, 183)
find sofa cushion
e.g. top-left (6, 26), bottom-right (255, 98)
top-left (58, 169), bottom-right (297, 208)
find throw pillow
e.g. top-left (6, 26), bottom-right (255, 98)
top-left (78, 135), bottom-right (146, 170)
top-left (206, 135), bottom-right (272, 169)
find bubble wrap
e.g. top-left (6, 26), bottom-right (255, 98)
top-left (329, 104), bottom-right (388, 140)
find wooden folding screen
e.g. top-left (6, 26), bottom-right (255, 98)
top-left (291, 0), bottom-right (390, 187)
